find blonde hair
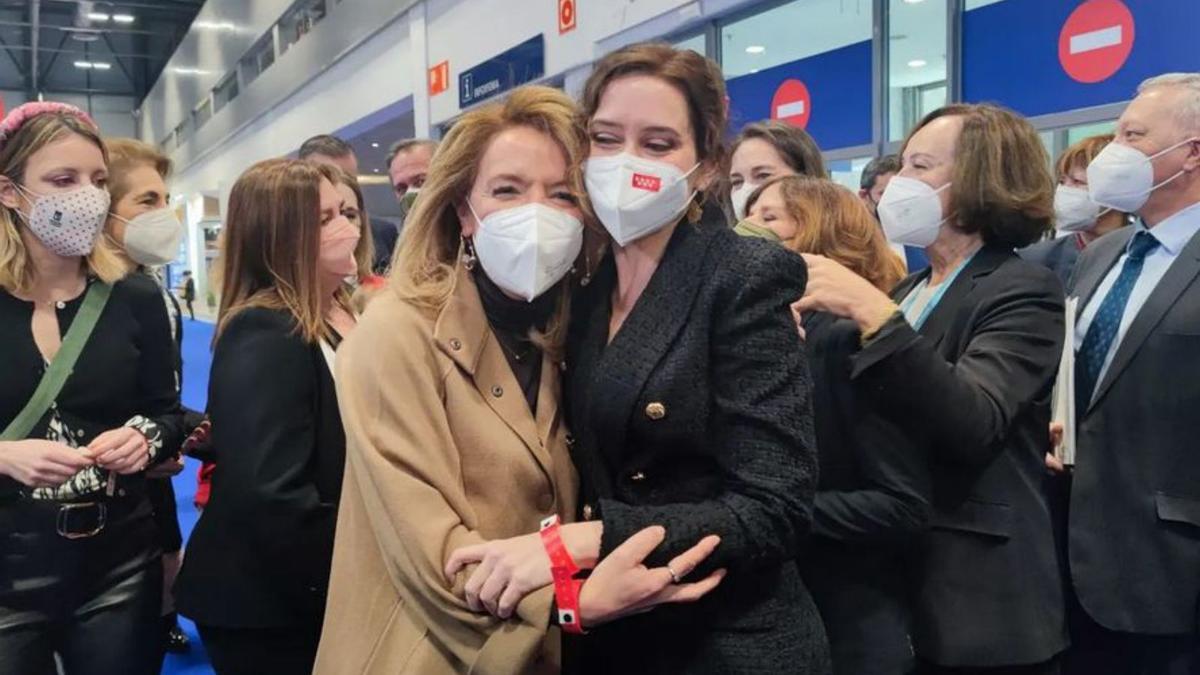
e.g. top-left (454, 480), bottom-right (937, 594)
top-left (389, 85), bottom-right (589, 353)
top-left (104, 137), bottom-right (172, 205)
top-left (747, 176), bottom-right (905, 292)
top-left (0, 112), bottom-right (126, 293)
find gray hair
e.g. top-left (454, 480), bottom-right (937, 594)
top-left (1137, 73), bottom-right (1200, 133)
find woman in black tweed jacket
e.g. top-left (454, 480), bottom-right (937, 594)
top-left (562, 44), bottom-right (829, 675)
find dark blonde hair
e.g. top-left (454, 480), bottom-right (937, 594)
top-left (905, 103), bottom-right (1054, 248)
top-left (217, 158), bottom-right (348, 343)
top-left (732, 121), bottom-right (826, 178)
top-left (747, 176), bottom-right (905, 292)
top-left (1056, 133), bottom-right (1114, 181)
top-left (104, 137), bottom-right (172, 205)
top-left (324, 165), bottom-right (376, 278)
top-left (0, 112), bottom-right (124, 292)
top-left (390, 85), bottom-right (588, 352)
top-left (581, 42), bottom-right (728, 207)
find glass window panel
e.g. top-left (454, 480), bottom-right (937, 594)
top-left (888, 0), bottom-right (948, 141)
top-left (722, 0), bottom-right (872, 78)
top-left (1066, 120), bottom-right (1117, 145)
top-left (965, 0), bottom-right (1006, 9)
top-left (671, 33), bottom-right (706, 57)
top-left (828, 156), bottom-right (873, 193)
top-left (193, 99), bottom-right (213, 130)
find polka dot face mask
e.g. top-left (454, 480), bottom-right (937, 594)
top-left (16, 183), bottom-right (111, 257)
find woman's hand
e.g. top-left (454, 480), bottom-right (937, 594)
top-left (579, 526), bottom-right (725, 628)
top-left (446, 531), bottom-right (553, 618)
top-left (0, 439), bottom-right (93, 487)
top-left (87, 427), bottom-right (150, 475)
top-left (1046, 422), bottom-right (1066, 473)
top-left (794, 254), bottom-right (898, 334)
top-left (445, 522), bottom-right (605, 619)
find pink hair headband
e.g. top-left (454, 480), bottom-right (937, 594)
top-left (0, 102), bottom-right (98, 151)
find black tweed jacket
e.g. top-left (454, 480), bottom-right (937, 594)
top-left (564, 209), bottom-right (832, 675)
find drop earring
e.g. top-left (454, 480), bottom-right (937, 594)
top-left (462, 236), bottom-right (477, 271)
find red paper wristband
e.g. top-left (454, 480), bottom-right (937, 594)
top-left (540, 515), bottom-right (586, 634)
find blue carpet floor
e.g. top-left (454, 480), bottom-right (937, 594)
top-left (164, 317), bottom-right (215, 675)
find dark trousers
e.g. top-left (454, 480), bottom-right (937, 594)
top-left (198, 623), bottom-right (321, 675)
top-left (0, 498), bottom-right (163, 675)
top-left (1063, 593), bottom-right (1197, 675)
top-left (185, 298), bottom-right (195, 319)
top-left (914, 657), bottom-right (1060, 675)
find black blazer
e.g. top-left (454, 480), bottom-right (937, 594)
top-left (801, 311), bottom-right (930, 675)
top-left (1020, 235), bottom-right (1082, 287)
top-left (565, 213), bottom-right (831, 675)
top-left (175, 307), bottom-right (346, 629)
top-left (850, 244), bottom-right (1068, 667)
top-left (1066, 224), bottom-right (1200, 636)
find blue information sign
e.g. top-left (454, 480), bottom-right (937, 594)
top-left (725, 40), bottom-right (873, 151)
top-left (459, 35), bottom-right (545, 108)
top-left (963, 0), bottom-right (1200, 118)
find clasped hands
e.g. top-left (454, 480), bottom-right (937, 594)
top-left (0, 427), bottom-right (151, 488)
top-left (445, 522), bottom-right (725, 629)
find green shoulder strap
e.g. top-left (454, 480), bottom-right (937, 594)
top-left (0, 282), bottom-right (113, 442)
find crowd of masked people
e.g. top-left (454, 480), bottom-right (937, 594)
top-left (0, 44), bottom-right (1197, 675)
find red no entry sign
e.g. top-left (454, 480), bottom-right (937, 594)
top-left (1058, 0), bottom-right (1135, 84)
top-left (771, 79), bottom-right (811, 129)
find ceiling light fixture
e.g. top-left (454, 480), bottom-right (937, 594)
top-left (907, 59), bottom-right (928, 68)
top-left (113, 14), bottom-right (135, 24)
top-left (371, 142), bottom-right (380, 148)
top-left (745, 45), bottom-right (765, 54)
top-left (903, 0), bottom-right (926, 4)
top-left (74, 60), bottom-right (111, 70)
top-left (93, 62), bottom-right (111, 70)
top-left (87, 12), bottom-right (110, 21)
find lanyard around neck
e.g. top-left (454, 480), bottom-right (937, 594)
top-left (899, 251), bottom-right (978, 330)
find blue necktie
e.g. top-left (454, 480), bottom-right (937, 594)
top-left (1076, 231), bottom-right (1160, 407)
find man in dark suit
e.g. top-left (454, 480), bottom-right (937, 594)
top-left (1064, 72), bottom-right (1200, 675)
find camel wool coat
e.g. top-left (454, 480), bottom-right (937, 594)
top-left (313, 265), bottom-right (578, 675)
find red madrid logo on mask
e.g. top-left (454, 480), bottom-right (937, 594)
top-left (631, 173), bottom-right (662, 192)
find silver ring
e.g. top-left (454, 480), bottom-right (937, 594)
top-left (666, 564), bottom-right (681, 584)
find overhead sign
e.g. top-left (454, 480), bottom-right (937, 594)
top-left (963, 0), bottom-right (1200, 118)
top-left (1058, 0), bottom-right (1135, 84)
top-left (428, 61), bottom-right (450, 96)
top-left (771, 79), bottom-right (812, 129)
top-left (558, 0), bottom-right (577, 34)
top-left (459, 35), bottom-right (545, 108)
top-left (725, 40), bottom-right (872, 151)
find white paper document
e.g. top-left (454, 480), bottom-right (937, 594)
top-left (1051, 297), bottom-right (1078, 466)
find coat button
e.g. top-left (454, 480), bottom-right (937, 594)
top-left (582, 503), bottom-right (594, 521)
top-left (630, 470), bottom-right (646, 482)
top-left (645, 402), bottom-right (666, 420)
top-left (491, 385), bottom-right (503, 397)
top-left (449, 338), bottom-right (462, 351)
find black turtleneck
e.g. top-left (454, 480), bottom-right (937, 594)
top-left (473, 268), bottom-right (557, 412)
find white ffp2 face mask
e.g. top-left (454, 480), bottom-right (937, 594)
top-left (469, 202), bottom-right (583, 302)
top-left (730, 183), bottom-right (758, 221)
top-left (585, 153), bottom-right (699, 247)
top-left (877, 176), bottom-right (951, 248)
top-left (112, 207), bottom-right (184, 266)
top-left (1087, 137), bottom-right (1199, 213)
top-left (1053, 184), bottom-right (1104, 233)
